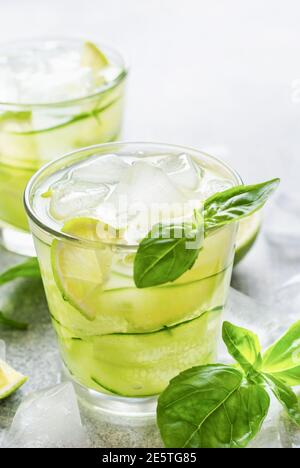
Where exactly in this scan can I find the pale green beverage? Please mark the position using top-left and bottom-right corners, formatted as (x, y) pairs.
(25, 143), (241, 415)
(0, 39), (127, 255)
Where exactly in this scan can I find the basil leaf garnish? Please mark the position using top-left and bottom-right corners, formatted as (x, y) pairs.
(134, 178), (279, 288)
(134, 219), (203, 288)
(204, 178), (280, 230)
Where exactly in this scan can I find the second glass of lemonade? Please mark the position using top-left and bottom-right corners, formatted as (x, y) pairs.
(0, 38), (127, 255)
(25, 143), (241, 416)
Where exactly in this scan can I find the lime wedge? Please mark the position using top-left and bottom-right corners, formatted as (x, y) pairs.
(51, 218), (113, 321)
(81, 41), (109, 69)
(234, 211), (262, 264)
(0, 359), (27, 400)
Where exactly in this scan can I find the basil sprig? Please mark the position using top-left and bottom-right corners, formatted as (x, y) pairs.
(204, 178), (279, 230)
(157, 320), (300, 448)
(134, 178), (279, 288)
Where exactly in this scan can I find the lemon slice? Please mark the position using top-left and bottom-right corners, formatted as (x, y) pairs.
(0, 359), (27, 400)
(51, 218), (113, 321)
(81, 41), (109, 69)
(235, 211), (262, 264)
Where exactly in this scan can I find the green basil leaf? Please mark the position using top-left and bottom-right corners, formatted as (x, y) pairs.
(0, 311), (28, 330)
(262, 373), (300, 427)
(157, 364), (269, 448)
(134, 179), (278, 288)
(262, 321), (300, 386)
(222, 321), (262, 378)
(134, 221), (203, 288)
(0, 258), (40, 287)
(204, 178), (280, 230)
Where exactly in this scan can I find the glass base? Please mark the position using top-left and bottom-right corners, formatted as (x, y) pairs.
(0, 225), (36, 257)
(62, 366), (158, 418)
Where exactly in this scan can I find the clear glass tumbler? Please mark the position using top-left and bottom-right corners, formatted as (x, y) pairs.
(0, 38), (127, 255)
(24, 142), (241, 416)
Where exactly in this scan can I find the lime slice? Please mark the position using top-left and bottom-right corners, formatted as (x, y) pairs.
(51, 218), (113, 321)
(81, 41), (109, 69)
(234, 211), (262, 264)
(0, 359), (27, 400)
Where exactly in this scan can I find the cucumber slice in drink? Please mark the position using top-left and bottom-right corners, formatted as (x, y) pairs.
(51, 218), (230, 332)
(235, 211), (262, 264)
(0, 359), (27, 400)
(0, 111), (39, 168)
(55, 308), (222, 397)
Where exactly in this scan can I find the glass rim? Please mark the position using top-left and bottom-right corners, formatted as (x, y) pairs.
(24, 141), (243, 248)
(0, 36), (128, 108)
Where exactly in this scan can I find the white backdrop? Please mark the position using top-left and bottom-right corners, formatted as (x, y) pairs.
(1, 0), (300, 191)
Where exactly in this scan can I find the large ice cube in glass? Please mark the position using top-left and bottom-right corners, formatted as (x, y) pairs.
(71, 154), (129, 184)
(96, 161), (193, 231)
(49, 179), (108, 220)
(156, 153), (203, 191)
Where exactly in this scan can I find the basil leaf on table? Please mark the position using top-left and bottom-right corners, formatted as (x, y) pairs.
(0, 258), (40, 286)
(157, 364), (270, 448)
(134, 178), (279, 288)
(204, 178), (280, 231)
(262, 321), (300, 386)
(222, 321), (262, 378)
(134, 221), (203, 288)
(0, 258), (40, 330)
(0, 311), (28, 330)
(157, 319), (300, 448)
(262, 373), (300, 426)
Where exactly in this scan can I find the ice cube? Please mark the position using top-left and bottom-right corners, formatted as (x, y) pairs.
(20, 68), (96, 104)
(3, 383), (89, 448)
(156, 153), (203, 192)
(71, 154), (129, 185)
(0, 340), (6, 361)
(96, 161), (193, 232)
(49, 179), (109, 220)
(0, 42), (106, 105)
(109, 161), (188, 207)
(248, 397), (283, 448)
(0, 71), (19, 102)
(279, 406), (300, 448)
(201, 177), (234, 198)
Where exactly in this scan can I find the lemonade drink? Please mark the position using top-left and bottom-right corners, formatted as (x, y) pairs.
(25, 143), (241, 414)
(0, 39), (127, 254)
